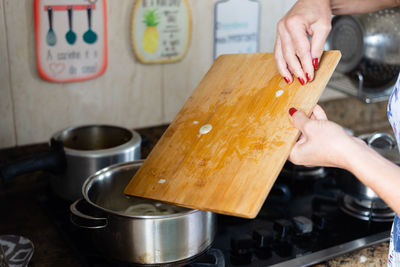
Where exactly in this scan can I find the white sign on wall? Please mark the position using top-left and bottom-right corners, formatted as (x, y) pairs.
(34, 0), (107, 82)
(214, 0), (260, 60)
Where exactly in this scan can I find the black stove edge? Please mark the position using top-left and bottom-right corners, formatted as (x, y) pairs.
(269, 230), (390, 267)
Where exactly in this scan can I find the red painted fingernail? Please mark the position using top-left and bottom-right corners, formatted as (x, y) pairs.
(298, 77), (305, 85)
(289, 107), (297, 116)
(284, 77), (290, 84)
(313, 58), (319, 69)
(306, 73), (311, 82)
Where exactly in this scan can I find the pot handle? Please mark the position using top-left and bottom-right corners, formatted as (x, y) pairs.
(70, 198), (108, 229)
(0, 139), (66, 183)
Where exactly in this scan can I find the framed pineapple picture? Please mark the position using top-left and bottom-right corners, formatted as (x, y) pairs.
(131, 0), (192, 64)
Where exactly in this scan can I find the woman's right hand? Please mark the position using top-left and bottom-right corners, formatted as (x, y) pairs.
(274, 0), (332, 85)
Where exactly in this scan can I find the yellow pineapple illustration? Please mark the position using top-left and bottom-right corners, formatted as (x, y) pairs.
(142, 9), (159, 54)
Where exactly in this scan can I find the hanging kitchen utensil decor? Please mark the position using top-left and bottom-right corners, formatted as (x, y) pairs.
(124, 51), (341, 218)
(82, 5), (98, 44)
(46, 7), (57, 46)
(65, 6), (77, 45)
(34, 0), (107, 82)
(214, 0), (260, 60)
(131, 0), (192, 64)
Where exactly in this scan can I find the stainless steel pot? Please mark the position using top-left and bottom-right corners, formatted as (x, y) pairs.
(0, 125), (141, 201)
(70, 161), (216, 265)
(326, 7), (400, 91)
(335, 132), (400, 201)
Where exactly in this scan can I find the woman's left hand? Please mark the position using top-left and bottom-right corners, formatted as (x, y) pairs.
(288, 105), (363, 169)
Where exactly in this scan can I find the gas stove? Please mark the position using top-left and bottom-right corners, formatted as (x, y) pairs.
(211, 165), (392, 266)
(40, 164), (393, 267)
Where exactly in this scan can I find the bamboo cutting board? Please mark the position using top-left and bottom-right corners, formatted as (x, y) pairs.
(124, 51), (341, 218)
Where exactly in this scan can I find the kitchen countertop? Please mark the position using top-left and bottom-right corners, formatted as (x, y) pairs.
(314, 242), (389, 267)
(0, 98), (393, 266)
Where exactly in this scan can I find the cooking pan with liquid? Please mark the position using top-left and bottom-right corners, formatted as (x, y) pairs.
(70, 160), (216, 265)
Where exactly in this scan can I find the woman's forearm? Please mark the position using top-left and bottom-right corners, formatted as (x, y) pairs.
(330, 0), (400, 14)
(345, 140), (400, 215)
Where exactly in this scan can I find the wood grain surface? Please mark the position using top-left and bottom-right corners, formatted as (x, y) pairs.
(124, 51), (341, 218)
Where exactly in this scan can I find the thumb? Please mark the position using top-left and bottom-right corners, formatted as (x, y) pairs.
(289, 107), (310, 132)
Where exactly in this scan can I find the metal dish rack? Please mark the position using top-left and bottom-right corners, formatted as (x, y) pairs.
(328, 71), (393, 103)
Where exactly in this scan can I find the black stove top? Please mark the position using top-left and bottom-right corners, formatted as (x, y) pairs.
(211, 169), (392, 266)
(40, 166), (393, 267)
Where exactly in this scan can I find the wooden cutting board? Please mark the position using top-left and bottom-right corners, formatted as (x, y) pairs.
(124, 51), (341, 218)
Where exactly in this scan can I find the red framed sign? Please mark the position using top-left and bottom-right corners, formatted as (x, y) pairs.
(34, 0), (107, 82)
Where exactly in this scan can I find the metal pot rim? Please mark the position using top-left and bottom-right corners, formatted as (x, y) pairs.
(52, 124), (141, 157)
(82, 160), (202, 219)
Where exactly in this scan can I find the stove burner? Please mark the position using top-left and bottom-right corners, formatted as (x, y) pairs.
(339, 194), (395, 222)
(281, 162), (327, 180)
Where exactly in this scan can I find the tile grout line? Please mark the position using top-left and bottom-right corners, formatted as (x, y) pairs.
(161, 65), (165, 124)
(2, 0), (18, 146)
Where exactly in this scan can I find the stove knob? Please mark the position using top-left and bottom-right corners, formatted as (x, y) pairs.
(253, 229), (273, 248)
(230, 234), (254, 265)
(292, 216), (313, 234)
(293, 232), (318, 250)
(312, 212), (331, 231)
(273, 219), (293, 240)
(254, 245), (272, 260)
(231, 234), (254, 250)
(253, 230), (273, 259)
(273, 241), (293, 258)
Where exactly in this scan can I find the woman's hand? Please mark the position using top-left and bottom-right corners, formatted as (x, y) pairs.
(274, 0), (400, 86)
(288, 105), (400, 215)
(288, 105), (363, 169)
(288, 107), (400, 215)
(274, 0), (332, 85)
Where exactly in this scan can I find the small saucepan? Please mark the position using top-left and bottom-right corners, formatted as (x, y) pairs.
(0, 125), (141, 201)
(70, 160), (216, 265)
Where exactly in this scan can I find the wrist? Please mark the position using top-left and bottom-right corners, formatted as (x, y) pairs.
(340, 137), (378, 173)
(336, 136), (367, 170)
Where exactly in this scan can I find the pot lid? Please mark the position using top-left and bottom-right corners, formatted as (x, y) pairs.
(358, 132), (400, 165)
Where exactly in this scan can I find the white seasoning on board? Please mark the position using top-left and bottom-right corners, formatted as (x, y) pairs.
(199, 124), (212, 135)
(275, 89), (284, 97)
(158, 179), (166, 184)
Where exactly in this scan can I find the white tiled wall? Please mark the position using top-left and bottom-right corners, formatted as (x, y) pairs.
(0, 0), (16, 147)
(0, 0), (345, 148)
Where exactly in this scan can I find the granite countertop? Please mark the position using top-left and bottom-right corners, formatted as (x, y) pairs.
(0, 98), (393, 266)
(314, 242), (389, 267)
